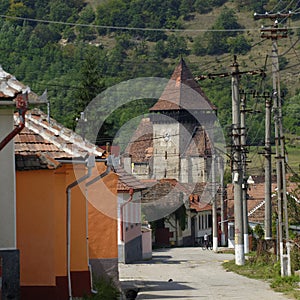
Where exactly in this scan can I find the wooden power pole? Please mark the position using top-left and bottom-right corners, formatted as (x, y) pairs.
(240, 92), (249, 254)
(231, 56), (245, 265)
(255, 12), (291, 276)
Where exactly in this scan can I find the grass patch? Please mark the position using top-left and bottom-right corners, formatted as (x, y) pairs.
(82, 277), (120, 300)
(223, 254), (300, 299)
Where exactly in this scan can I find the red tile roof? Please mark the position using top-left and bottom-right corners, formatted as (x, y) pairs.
(189, 194), (212, 212)
(149, 58), (216, 112)
(14, 108), (103, 170)
(226, 175), (300, 223)
(124, 117), (153, 163)
(141, 179), (213, 212)
(116, 167), (146, 192)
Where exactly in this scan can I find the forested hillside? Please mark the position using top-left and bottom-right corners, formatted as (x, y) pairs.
(0, 0), (300, 150)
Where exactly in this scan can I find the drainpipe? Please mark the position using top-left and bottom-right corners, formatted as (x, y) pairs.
(0, 92), (28, 151)
(120, 188), (134, 242)
(66, 155), (95, 300)
(85, 157), (112, 294)
(85, 156), (113, 294)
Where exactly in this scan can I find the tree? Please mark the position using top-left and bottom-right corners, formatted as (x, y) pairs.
(191, 35), (207, 56)
(205, 7), (242, 55)
(165, 34), (189, 59)
(0, 0), (9, 14)
(283, 94), (300, 135)
(179, 0), (194, 20)
(95, 0), (129, 35)
(6, 0), (34, 25)
(73, 47), (106, 115)
(227, 35), (251, 55)
(77, 6), (96, 41)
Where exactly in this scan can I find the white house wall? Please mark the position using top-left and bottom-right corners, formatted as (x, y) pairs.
(0, 108), (16, 249)
(118, 191), (142, 263)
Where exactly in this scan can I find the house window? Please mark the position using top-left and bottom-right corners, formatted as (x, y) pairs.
(132, 163), (149, 175)
(208, 214), (212, 228)
(200, 215), (204, 230)
(185, 215), (189, 229)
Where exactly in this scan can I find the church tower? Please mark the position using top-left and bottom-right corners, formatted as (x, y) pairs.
(149, 58), (216, 182)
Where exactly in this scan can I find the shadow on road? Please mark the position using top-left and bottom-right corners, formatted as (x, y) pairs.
(121, 279), (201, 299)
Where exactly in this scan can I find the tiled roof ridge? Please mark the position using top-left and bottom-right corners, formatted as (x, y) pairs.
(0, 67), (45, 103)
(23, 109), (103, 157)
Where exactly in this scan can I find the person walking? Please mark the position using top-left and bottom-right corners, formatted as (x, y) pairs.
(204, 233), (208, 249)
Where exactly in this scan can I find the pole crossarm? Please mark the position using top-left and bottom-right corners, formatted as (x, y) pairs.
(195, 69), (266, 81)
(254, 12), (293, 20)
(260, 27), (288, 39)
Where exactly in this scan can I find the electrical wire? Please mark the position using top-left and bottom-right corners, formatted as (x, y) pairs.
(0, 14), (262, 33)
(269, 0), (286, 13)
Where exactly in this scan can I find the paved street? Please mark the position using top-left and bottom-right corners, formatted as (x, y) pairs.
(119, 247), (290, 300)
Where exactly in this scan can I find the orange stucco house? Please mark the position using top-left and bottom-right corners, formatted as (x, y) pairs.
(14, 109), (119, 299)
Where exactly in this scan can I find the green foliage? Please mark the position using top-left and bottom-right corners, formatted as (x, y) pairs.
(191, 35), (206, 56)
(165, 34), (189, 58)
(0, 0), (9, 14)
(227, 35), (251, 55)
(283, 94), (300, 135)
(271, 275), (300, 294)
(194, 0), (227, 14)
(223, 252), (300, 299)
(235, 0), (268, 13)
(291, 238), (300, 272)
(204, 7), (244, 55)
(95, 0), (182, 40)
(0, 0), (293, 148)
(254, 224), (264, 239)
(82, 277), (120, 300)
(223, 254), (280, 280)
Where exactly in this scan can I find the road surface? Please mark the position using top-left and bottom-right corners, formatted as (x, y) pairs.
(119, 247), (290, 300)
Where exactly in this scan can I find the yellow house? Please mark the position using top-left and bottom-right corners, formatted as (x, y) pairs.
(14, 109), (118, 299)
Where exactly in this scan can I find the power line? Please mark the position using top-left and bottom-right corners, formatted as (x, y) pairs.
(0, 14), (276, 33)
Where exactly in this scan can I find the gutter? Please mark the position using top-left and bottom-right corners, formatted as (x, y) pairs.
(0, 92), (28, 151)
(120, 188), (134, 242)
(66, 155), (95, 300)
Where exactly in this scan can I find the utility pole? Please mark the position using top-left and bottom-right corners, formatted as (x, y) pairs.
(196, 64), (265, 256)
(212, 151), (218, 252)
(231, 56), (245, 265)
(255, 12), (291, 276)
(218, 155), (226, 246)
(240, 91), (249, 254)
(264, 92), (272, 240)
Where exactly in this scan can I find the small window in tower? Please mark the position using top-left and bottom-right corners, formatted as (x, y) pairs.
(164, 168), (167, 178)
(165, 151), (167, 159)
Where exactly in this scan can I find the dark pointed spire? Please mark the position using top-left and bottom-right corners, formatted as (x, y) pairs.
(150, 58), (216, 112)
